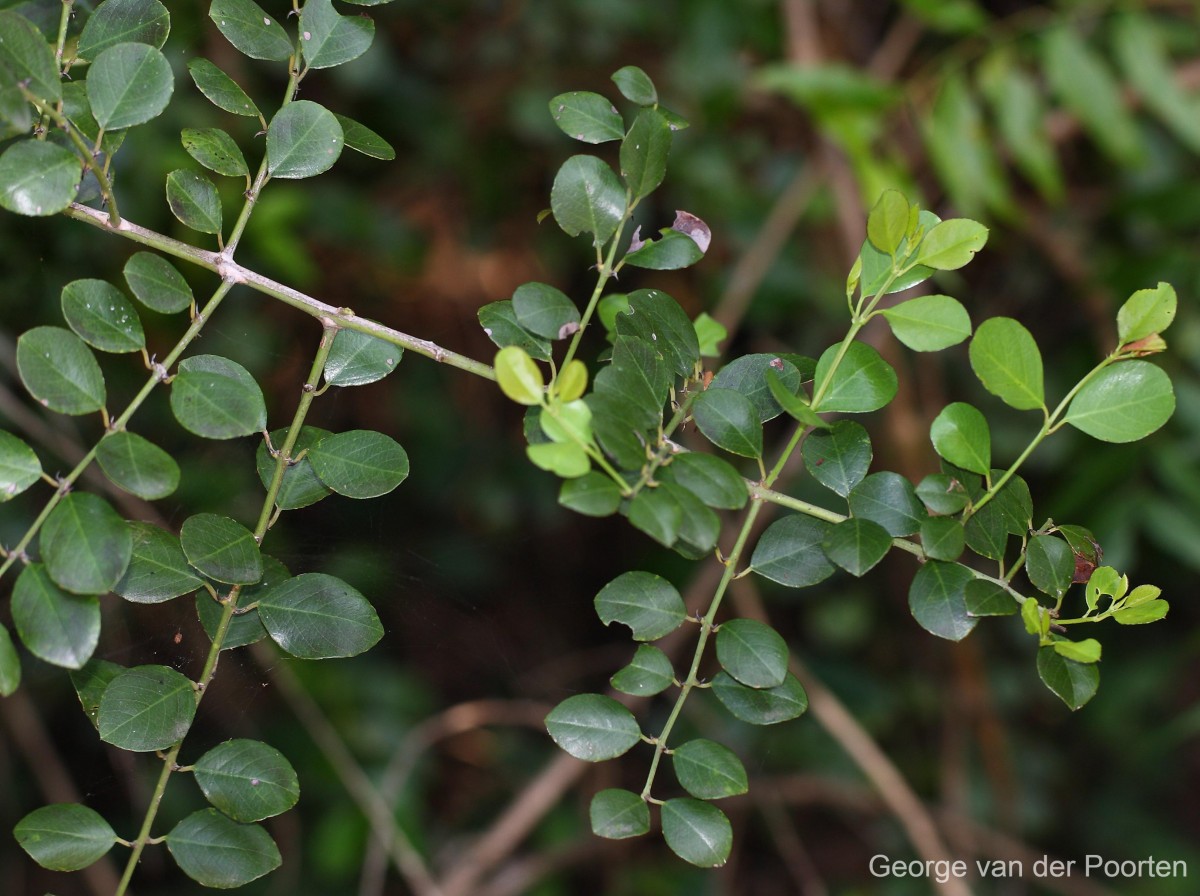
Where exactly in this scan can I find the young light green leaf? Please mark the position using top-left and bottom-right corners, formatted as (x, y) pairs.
(12, 565), (100, 669)
(187, 58), (261, 118)
(1052, 638), (1102, 664)
(512, 282), (579, 340)
(822, 517), (892, 576)
(14, 803), (117, 872)
(691, 387), (762, 458)
(558, 471), (623, 517)
(849, 472), (925, 536)
(182, 127), (249, 178)
(545, 693), (641, 761)
(595, 570), (686, 641)
(98, 664), (197, 751)
(308, 429), (409, 499)
(78, 0), (170, 58)
(87, 43), (173, 130)
(750, 515), (835, 588)
(1037, 646), (1099, 710)
(716, 618), (788, 689)
(167, 809), (281, 888)
(1064, 361), (1174, 443)
(42, 492), (131, 595)
(17, 326), (106, 414)
(299, 0), (375, 69)
(908, 560), (978, 641)
(267, 100), (344, 179)
(1027, 534), (1074, 600)
(694, 312), (727, 357)
(930, 402), (990, 475)
(194, 739), (299, 822)
(114, 522), (203, 603)
(550, 155), (627, 246)
(527, 441), (590, 478)
(812, 341), (897, 413)
(590, 789), (650, 840)
(672, 739), (748, 800)
(495, 345), (545, 405)
(803, 419), (872, 498)
(866, 189), (910, 255)
(0, 623), (19, 696)
(611, 65), (657, 106)
(257, 573), (383, 659)
(915, 219), (988, 271)
(334, 114), (396, 160)
(180, 513), (263, 585)
(0, 11), (63, 105)
(1113, 599), (1169, 625)
(661, 799), (732, 868)
(124, 251), (194, 314)
(549, 91), (624, 144)
(170, 354), (267, 439)
(610, 644), (675, 696)
(711, 670), (808, 725)
(661, 452), (748, 510)
(61, 279), (145, 354)
(166, 169), (223, 235)
(0, 141), (80, 216)
(969, 317), (1045, 410)
(96, 430), (180, 499)
(880, 294), (971, 351)
(0, 430), (40, 501)
(209, 0), (292, 61)
(621, 107), (671, 200)
(478, 301), (552, 361)
(1117, 282), (1177, 345)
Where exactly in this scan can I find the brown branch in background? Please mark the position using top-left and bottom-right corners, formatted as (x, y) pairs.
(759, 796), (831, 896)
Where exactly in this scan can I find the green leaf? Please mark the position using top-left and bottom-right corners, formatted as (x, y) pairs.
(611, 65), (657, 105)
(334, 113), (396, 160)
(512, 282), (579, 340)
(124, 251), (194, 314)
(96, 430), (180, 499)
(43, 492), (132, 595)
(545, 693), (640, 761)
(180, 513), (263, 585)
(803, 420), (872, 498)
(915, 219), (988, 271)
(595, 570), (685, 641)
(711, 670), (808, 725)
(12, 565), (99, 669)
(78, 0), (170, 58)
(61, 279), (145, 354)
(767, 368), (826, 429)
(693, 312), (727, 357)
(1113, 600), (1169, 625)
(930, 402), (990, 475)
(494, 345), (545, 405)
(527, 441), (590, 478)
(258, 573), (383, 659)
(549, 91), (624, 143)
(209, 0), (292, 61)
(610, 644), (675, 696)
(977, 50), (1063, 202)
(813, 341), (897, 413)
(308, 429), (409, 499)
(881, 294), (971, 352)
(550, 155), (626, 246)
(558, 471), (623, 517)
(710, 353), (804, 423)
(98, 664), (197, 751)
(478, 301), (552, 362)
(267, 100), (344, 179)
(661, 799), (732, 868)
(916, 473), (971, 516)
(919, 516), (964, 562)
(964, 579), (1016, 616)
(196, 555), (286, 650)
(1052, 638), (1101, 664)
(590, 789), (650, 840)
(822, 517), (892, 576)
(969, 317), (1045, 411)
(0, 141), (80, 216)
(716, 618), (788, 688)
(1037, 646), (1099, 710)
(299, 0), (374, 69)
(187, 58), (261, 118)
(662, 482), (720, 558)
(170, 354), (267, 439)
(621, 107), (671, 199)
(908, 560), (978, 641)
(849, 472), (925, 536)
(0, 623), (19, 696)
(593, 336), (669, 429)
(70, 658), (123, 729)
(661, 452), (747, 510)
(322, 329), (401, 387)
(182, 127), (249, 178)
(167, 809), (281, 888)
(750, 515), (835, 588)
(14, 803), (117, 872)
(672, 739), (747, 800)
(114, 522), (203, 603)
(0, 429), (41, 501)
(87, 42), (173, 130)
(17, 326), (105, 415)
(1117, 282), (1177, 344)
(255, 426), (334, 510)
(623, 228), (704, 271)
(866, 189), (910, 255)
(1065, 361), (1174, 443)
(691, 388), (761, 458)
(0, 11), (63, 104)
(1026, 535), (1074, 600)
(194, 739), (299, 822)
(165, 168), (223, 235)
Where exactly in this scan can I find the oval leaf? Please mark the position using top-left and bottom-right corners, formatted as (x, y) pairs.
(167, 809), (281, 888)
(1117, 282), (1177, 344)
(98, 664), (197, 751)
(335, 113), (396, 160)
(750, 515), (835, 588)
(324, 329), (401, 386)
(96, 430), (179, 499)
(691, 387), (762, 458)
(915, 218), (988, 270)
(308, 429), (410, 499)
(187, 58), (261, 118)
(511, 282), (580, 340)
(610, 644), (675, 696)
(257, 573), (383, 659)
(165, 169), (222, 235)
(12, 564), (100, 669)
(661, 798), (732, 868)
(544, 693), (640, 762)
(267, 100), (344, 179)
(1065, 361), (1174, 443)
(1037, 645), (1099, 710)
(612, 65), (657, 105)
(180, 513), (263, 585)
(14, 803), (117, 872)
(594, 570), (685, 641)
(0, 623), (19, 696)
(802, 420), (872, 498)
(711, 670), (808, 725)
(881, 294), (972, 351)
(299, 0), (375, 69)
(124, 251), (194, 314)
(715, 618), (788, 688)
(194, 739), (299, 822)
(61, 279), (145, 353)
(549, 91), (624, 143)
(0, 10), (63, 104)
(87, 42), (174, 130)
(182, 127), (249, 178)
(550, 154), (626, 246)
(0, 140), (80, 216)
(969, 317), (1045, 411)
(256, 426), (334, 510)
(930, 402), (991, 475)
(0, 430), (41, 501)
(495, 345), (545, 405)
(209, 0), (292, 61)
(42, 492), (132, 594)
(1027, 534), (1074, 599)
(620, 107), (671, 199)
(114, 521), (203, 604)
(822, 517), (892, 576)
(17, 326), (106, 415)
(590, 789), (650, 840)
(908, 560), (978, 641)
(813, 341), (897, 413)
(170, 354), (267, 439)
(672, 739), (748, 800)
(78, 0), (170, 58)
(848, 472), (925, 537)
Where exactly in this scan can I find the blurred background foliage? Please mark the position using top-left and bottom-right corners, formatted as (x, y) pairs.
(2, 0), (1199, 893)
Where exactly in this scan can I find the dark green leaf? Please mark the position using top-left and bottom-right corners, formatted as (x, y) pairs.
(511, 282), (579, 340)
(590, 789), (650, 839)
(0, 11), (63, 104)
(170, 354), (267, 439)
(673, 738), (747, 800)
(710, 354), (802, 423)
(823, 517), (892, 575)
(267, 100), (344, 179)
(661, 452), (747, 510)
(167, 809), (281, 888)
(767, 368), (826, 429)
(96, 430), (179, 499)
(323, 329), (401, 387)
(964, 505), (1008, 561)
(803, 420), (872, 498)
(195, 555), (286, 649)
(594, 570), (685, 641)
(187, 58), (261, 118)
(663, 481), (720, 558)
(550, 154), (626, 246)
(621, 107), (671, 199)
(711, 670), (808, 725)
(165, 168), (222, 235)
(308, 429), (410, 499)
(42, 492), (131, 594)
(1065, 361), (1174, 443)
(87, 43), (173, 130)
(548, 91), (624, 143)
(611, 65), (657, 105)
(880, 294), (971, 351)
(1026, 534), (1074, 599)
(984, 472), (1033, 536)
(916, 473), (971, 516)
(930, 402), (990, 475)
(969, 317), (1045, 411)
(750, 515), (835, 588)
(124, 251), (194, 314)
(0, 623), (19, 696)
(1036, 646), (1099, 710)
(61, 279), (144, 353)
(919, 516), (964, 562)
(334, 113), (396, 160)
(98, 664), (197, 751)
(78, 0), (170, 58)
(299, 0), (374, 69)
(608, 290), (699, 378)
(17, 326), (105, 415)
(557, 471), (621, 517)
(716, 618), (788, 689)
(964, 578), (1017, 616)
(114, 521), (203, 603)
(848, 472), (925, 536)
(545, 693), (640, 761)
(14, 803), (117, 872)
(691, 388), (761, 458)
(258, 573), (383, 659)
(0, 140), (79, 216)
(592, 336), (669, 430)
(908, 560), (978, 641)
(812, 341), (897, 413)
(0, 429), (41, 501)
(255, 426), (333, 510)
(12, 564), (99, 669)
(181, 127), (249, 178)
(70, 658), (123, 729)
(478, 301), (552, 361)
(180, 513), (262, 585)
(194, 739), (299, 822)
(209, 0), (292, 61)
(661, 799), (732, 868)
(610, 644), (675, 696)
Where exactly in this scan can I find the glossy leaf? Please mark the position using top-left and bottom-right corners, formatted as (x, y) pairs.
(711, 671), (808, 725)
(14, 803), (117, 872)
(813, 341), (897, 413)
(124, 251), (194, 314)
(78, 0), (170, 58)
(87, 43), (173, 130)
(691, 387), (761, 458)
(750, 515), (835, 588)
(1027, 534), (1074, 600)
(0, 430), (40, 501)
(881, 294), (971, 351)
(17, 326), (105, 415)
(309, 429), (410, 498)
(916, 473), (971, 516)
(114, 521), (203, 603)
(548, 91), (624, 143)
(610, 644), (675, 696)
(621, 107), (671, 199)
(908, 560), (978, 641)
(258, 573), (383, 659)
(1065, 361), (1174, 443)
(512, 282), (579, 340)
(558, 470), (622, 517)
(0, 623), (18, 696)
(187, 58), (261, 118)
(61, 279), (145, 353)
(335, 114), (396, 160)
(919, 516), (964, 562)
(1037, 646), (1099, 710)
(495, 345), (545, 405)
(12, 565), (99, 669)
(0, 141), (80, 216)
(592, 336), (669, 430)
(823, 517), (892, 576)
(915, 219), (988, 271)
(673, 739), (748, 800)
(611, 65), (657, 105)
(0, 11), (63, 104)
(167, 809), (281, 888)
(194, 739), (299, 822)
(256, 426), (334, 510)
(624, 228), (704, 270)
(710, 353), (803, 422)
(322, 329), (401, 387)
(96, 430), (180, 499)
(170, 354), (267, 439)
(590, 789), (650, 840)
(209, 0), (292, 61)
(661, 481), (720, 558)
(267, 100), (344, 179)
(661, 452), (747, 510)
(848, 472), (925, 536)
(969, 317), (1045, 411)
(661, 799), (732, 868)
(964, 578), (1017, 616)
(166, 168), (222, 235)
(866, 189), (910, 255)
(1117, 282), (1177, 344)
(930, 402), (990, 475)
(550, 155), (626, 246)
(716, 618), (788, 689)
(180, 513), (263, 585)
(545, 693), (640, 761)
(767, 368), (826, 429)
(299, 0), (374, 69)
(182, 127), (249, 178)
(478, 301), (552, 361)
(595, 570), (685, 641)
(42, 492), (131, 594)
(803, 420), (872, 498)
(98, 664), (197, 751)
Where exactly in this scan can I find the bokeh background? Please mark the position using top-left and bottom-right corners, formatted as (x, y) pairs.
(2, 1), (1199, 894)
